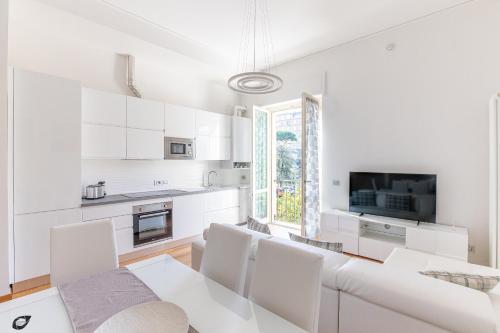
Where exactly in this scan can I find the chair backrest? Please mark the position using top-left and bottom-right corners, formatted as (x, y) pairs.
(249, 238), (323, 333)
(200, 223), (252, 295)
(50, 219), (119, 285)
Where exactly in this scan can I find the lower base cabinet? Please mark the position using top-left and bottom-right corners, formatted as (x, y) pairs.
(172, 194), (205, 239)
(14, 208), (82, 282)
(203, 207), (240, 229)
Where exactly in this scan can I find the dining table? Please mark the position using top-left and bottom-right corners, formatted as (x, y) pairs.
(0, 254), (307, 333)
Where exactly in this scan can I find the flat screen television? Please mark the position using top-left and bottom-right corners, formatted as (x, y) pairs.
(349, 172), (436, 223)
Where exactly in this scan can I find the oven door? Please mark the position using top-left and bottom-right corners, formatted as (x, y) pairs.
(133, 210), (172, 247)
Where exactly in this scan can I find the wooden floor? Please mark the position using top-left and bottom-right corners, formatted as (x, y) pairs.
(8, 244), (192, 301)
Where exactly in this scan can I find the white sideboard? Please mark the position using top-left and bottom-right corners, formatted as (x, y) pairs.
(320, 209), (468, 262)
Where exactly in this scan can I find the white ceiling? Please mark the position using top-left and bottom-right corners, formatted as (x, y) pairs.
(36, 0), (471, 71)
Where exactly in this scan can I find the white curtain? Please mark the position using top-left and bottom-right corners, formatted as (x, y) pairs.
(302, 93), (320, 238)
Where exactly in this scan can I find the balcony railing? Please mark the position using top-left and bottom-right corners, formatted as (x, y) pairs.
(274, 179), (302, 225)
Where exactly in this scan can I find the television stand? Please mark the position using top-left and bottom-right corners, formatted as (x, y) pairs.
(319, 209), (469, 262)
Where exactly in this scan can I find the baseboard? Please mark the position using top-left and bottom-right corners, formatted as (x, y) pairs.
(118, 235), (199, 263)
(12, 274), (50, 294)
(0, 293), (12, 303)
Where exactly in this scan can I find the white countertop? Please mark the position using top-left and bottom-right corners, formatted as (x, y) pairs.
(0, 255), (307, 333)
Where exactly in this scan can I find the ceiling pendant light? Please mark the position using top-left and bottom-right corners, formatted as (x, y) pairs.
(228, 0), (282, 94)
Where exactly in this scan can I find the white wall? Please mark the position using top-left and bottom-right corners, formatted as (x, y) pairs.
(244, 0), (500, 265)
(0, 0), (10, 295)
(8, 0), (241, 195)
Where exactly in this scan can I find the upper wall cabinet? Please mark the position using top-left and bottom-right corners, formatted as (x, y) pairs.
(13, 69), (82, 214)
(232, 116), (252, 163)
(126, 128), (164, 160)
(164, 103), (196, 138)
(195, 110), (231, 161)
(82, 88), (126, 127)
(127, 96), (164, 131)
(82, 124), (126, 159)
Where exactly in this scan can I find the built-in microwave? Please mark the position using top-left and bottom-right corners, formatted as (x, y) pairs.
(164, 137), (195, 160)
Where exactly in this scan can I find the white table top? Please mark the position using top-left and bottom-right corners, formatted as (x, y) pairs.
(0, 255), (307, 333)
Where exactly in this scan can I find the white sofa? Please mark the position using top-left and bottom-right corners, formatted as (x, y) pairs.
(192, 226), (499, 333)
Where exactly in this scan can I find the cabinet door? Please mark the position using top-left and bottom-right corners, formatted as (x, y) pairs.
(196, 110), (218, 136)
(14, 208), (82, 282)
(195, 135), (211, 160)
(232, 117), (252, 162)
(127, 96), (164, 131)
(14, 69), (82, 214)
(209, 137), (231, 161)
(205, 189), (240, 212)
(115, 227), (134, 255)
(406, 227), (437, 254)
(203, 207), (240, 229)
(173, 194), (205, 239)
(82, 124), (126, 159)
(435, 231), (468, 261)
(164, 104), (196, 138)
(126, 128), (164, 160)
(82, 88), (126, 126)
(359, 236), (400, 262)
(219, 114), (232, 137)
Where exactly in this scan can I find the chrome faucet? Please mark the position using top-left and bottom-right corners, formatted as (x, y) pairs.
(207, 170), (218, 187)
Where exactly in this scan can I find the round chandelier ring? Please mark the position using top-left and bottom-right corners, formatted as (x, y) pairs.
(228, 71), (283, 94)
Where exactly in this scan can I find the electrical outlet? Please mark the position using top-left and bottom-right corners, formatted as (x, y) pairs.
(153, 180), (168, 187)
(468, 244), (475, 253)
(332, 179), (340, 186)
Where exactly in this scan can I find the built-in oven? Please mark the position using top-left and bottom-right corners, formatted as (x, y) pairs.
(133, 201), (173, 247)
(164, 137), (194, 160)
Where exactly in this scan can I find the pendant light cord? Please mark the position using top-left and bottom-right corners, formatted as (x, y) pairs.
(253, 0), (257, 71)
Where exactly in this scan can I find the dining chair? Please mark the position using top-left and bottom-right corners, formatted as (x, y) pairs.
(249, 238), (324, 333)
(200, 223), (252, 295)
(50, 219), (119, 285)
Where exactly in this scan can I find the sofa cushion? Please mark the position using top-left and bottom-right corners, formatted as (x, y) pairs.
(337, 260), (498, 333)
(247, 217), (271, 235)
(420, 271), (500, 292)
(289, 233), (343, 253)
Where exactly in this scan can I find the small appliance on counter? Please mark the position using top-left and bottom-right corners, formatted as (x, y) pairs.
(83, 181), (106, 200)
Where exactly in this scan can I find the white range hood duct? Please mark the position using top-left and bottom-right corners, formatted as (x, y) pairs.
(126, 54), (142, 98)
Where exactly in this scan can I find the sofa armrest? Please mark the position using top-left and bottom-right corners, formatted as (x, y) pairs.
(337, 260), (497, 333)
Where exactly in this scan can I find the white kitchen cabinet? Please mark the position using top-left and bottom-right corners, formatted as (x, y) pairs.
(203, 207), (240, 229)
(232, 116), (252, 163)
(14, 208), (82, 282)
(209, 136), (231, 160)
(82, 124), (126, 159)
(126, 96), (165, 131)
(205, 189), (239, 212)
(82, 88), (126, 127)
(196, 110), (218, 136)
(173, 194), (205, 239)
(126, 128), (164, 160)
(164, 104), (196, 138)
(116, 227), (134, 255)
(195, 110), (231, 160)
(195, 135), (210, 160)
(13, 69), (82, 215)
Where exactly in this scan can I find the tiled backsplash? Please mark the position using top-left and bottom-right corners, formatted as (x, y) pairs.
(82, 159), (222, 195)
(82, 160), (251, 195)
